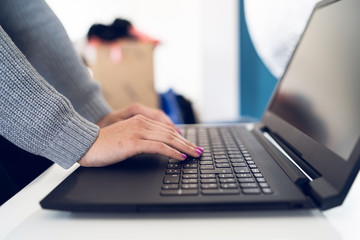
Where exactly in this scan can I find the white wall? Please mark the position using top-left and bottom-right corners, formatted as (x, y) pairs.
(46, 0), (239, 123)
(200, 0), (239, 122)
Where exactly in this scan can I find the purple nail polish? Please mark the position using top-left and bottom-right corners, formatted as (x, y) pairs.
(196, 146), (204, 152)
(195, 149), (203, 156)
(181, 153), (187, 160)
(176, 128), (183, 135)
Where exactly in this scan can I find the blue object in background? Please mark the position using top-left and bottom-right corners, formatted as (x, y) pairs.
(160, 89), (197, 124)
(239, 0), (278, 120)
(160, 89), (184, 124)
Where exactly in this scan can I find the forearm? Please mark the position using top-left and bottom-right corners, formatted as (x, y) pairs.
(0, 26), (99, 169)
(0, 0), (112, 123)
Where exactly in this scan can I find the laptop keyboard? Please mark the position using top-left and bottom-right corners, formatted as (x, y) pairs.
(160, 126), (273, 196)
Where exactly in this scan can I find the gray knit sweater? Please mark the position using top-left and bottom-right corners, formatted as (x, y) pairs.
(0, 0), (112, 169)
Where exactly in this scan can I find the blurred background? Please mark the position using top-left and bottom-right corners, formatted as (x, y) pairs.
(46, 0), (240, 124)
(47, 0), (307, 124)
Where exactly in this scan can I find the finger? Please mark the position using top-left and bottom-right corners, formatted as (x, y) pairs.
(140, 106), (174, 126)
(128, 104), (178, 130)
(136, 115), (199, 150)
(139, 128), (203, 158)
(151, 111), (177, 129)
(135, 139), (189, 161)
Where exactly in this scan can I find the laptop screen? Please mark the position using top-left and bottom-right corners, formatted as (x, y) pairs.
(268, 0), (360, 161)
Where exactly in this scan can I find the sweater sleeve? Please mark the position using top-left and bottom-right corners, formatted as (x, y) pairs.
(0, 0), (112, 123)
(0, 26), (99, 169)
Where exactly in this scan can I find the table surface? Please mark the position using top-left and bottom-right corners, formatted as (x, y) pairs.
(0, 163), (359, 240)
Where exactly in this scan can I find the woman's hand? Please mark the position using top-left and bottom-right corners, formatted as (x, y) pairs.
(79, 114), (203, 167)
(97, 103), (179, 132)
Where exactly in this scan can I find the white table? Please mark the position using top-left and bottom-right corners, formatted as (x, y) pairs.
(0, 164), (359, 240)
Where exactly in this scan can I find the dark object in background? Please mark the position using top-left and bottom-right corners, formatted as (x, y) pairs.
(176, 94), (196, 124)
(87, 18), (134, 42)
(0, 136), (53, 205)
(160, 89), (197, 124)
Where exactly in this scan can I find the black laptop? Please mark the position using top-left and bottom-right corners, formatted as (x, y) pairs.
(40, 0), (360, 212)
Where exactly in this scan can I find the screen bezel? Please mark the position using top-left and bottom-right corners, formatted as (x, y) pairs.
(261, 0), (360, 193)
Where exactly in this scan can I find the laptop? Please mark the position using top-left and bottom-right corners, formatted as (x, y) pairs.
(40, 0), (360, 212)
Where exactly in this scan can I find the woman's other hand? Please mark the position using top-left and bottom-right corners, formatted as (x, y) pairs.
(97, 103), (180, 133)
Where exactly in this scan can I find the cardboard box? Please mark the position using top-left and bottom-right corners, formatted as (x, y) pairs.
(89, 40), (158, 110)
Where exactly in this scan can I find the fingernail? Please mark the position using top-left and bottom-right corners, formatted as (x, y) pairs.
(195, 149), (203, 156)
(176, 128), (183, 135)
(181, 153), (187, 160)
(196, 146), (204, 152)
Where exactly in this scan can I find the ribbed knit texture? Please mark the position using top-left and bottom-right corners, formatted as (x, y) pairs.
(0, 0), (112, 169)
(0, 0), (112, 123)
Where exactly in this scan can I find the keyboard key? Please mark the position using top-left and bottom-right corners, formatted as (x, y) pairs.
(218, 174), (234, 178)
(182, 184), (198, 189)
(167, 163), (181, 169)
(215, 159), (228, 164)
(161, 189), (198, 196)
(216, 163), (230, 168)
(219, 178), (236, 183)
(163, 175), (180, 184)
(182, 179), (198, 184)
(230, 158), (244, 163)
(232, 162), (246, 167)
(201, 183), (218, 189)
(168, 159), (181, 163)
(242, 188), (261, 194)
(213, 151), (226, 155)
(183, 169), (198, 174)
(201, 174), (216, 178)
(201, 153), (212, 157)
(201, 178), (217, 183)
(248, 164), (257, 169)
(220, 183), (238, 189)
(186, 159), (198, 164)
(238, 178), (255, 183)
(256, 178), (266, 183)
(200, 165), (215, 170)
(166, 169), (180, 174)
(201, 168), (232, 174)
(227, 151), (241, 154)
(199, 161), (213, 165)
(240, 183), (258, 188)
(162, 184), (179, 189)
(201, 189), (240, 195)
(184, 163), (198, 168)
(182, 174), (198, 179)
(234, 167), (250, 173)
(212, 147), (225, 151)
(226, 147), (240, 151)
(236, 173), (252, 178)
(262, 188), (273, 194)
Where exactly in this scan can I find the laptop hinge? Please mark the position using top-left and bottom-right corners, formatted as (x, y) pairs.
(252, 127), (320, 189)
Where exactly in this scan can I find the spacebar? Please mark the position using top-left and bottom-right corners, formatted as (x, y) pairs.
(200, 168), (232, 174)
(202, 189), (240, 195)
